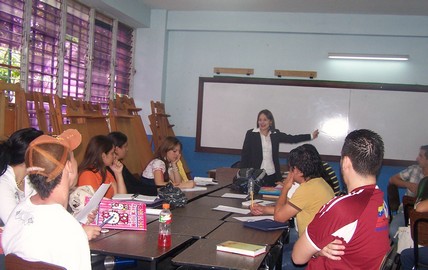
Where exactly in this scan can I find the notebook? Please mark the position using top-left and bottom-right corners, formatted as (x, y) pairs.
(243, 219), (288, 231)
(216, 240), (266, 257)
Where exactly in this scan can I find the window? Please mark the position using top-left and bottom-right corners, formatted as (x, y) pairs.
(63, 0), (89, 99)
(115, 22), (133, 95)
(28, 0), (62, 94)
(0, 0), (135, 131)
(90, 12), (112, 110)
(0, 0), (24, 84)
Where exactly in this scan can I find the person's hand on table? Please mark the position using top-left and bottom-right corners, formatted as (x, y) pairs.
(83, 224), (102, 240)
(250, 204), (265, 215)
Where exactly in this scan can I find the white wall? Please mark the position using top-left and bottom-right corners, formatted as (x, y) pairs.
(133, 10), (168, 132)
(133, 10), (428, 137)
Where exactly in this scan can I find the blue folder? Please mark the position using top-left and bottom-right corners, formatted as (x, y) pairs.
(243, 219), (289, 231)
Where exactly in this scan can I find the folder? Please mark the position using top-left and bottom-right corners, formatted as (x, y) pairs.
(243, 219), (288, 231)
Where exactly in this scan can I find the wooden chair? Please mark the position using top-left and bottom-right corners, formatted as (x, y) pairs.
(0, 81), (30, 140)
(409, 209), (428, 269)
(387, 183), (400, 224)
(25, 91), (51, 134)
(5, 253), (65, 270)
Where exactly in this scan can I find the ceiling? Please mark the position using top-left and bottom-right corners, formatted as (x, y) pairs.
(141, 0), (428, 16)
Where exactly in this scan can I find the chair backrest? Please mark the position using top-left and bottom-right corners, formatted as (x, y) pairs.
(387, 183), (400, 213)
(5, 253), (66, 270)
(409, 209), (428, 246)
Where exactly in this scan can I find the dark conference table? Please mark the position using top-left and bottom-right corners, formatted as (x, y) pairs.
(89, 168), (287, 270)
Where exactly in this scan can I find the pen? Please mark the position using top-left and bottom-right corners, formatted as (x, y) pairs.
(99, 215), (114, 228)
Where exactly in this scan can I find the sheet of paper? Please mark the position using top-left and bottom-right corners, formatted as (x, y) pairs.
(221, 193), (248, 199)
(75, 183), (110, 223)
(212, 205), (251, 215)
(146, 208), (162, 215)
(181, 186), (208, 192)
(233, 215), (274, 222)
(194, 176), (214, 182)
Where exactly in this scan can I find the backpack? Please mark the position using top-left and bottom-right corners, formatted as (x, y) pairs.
(230, 168), (266, 194)
(157, 183), (188, 209)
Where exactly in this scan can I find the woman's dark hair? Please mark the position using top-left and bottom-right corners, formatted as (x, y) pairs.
(0, 128), (43, 176)
(79, 135), (114, 183)
(107, 132), (128, 147)
(154, 136), (182, 182)
(256, 109), (276, 130)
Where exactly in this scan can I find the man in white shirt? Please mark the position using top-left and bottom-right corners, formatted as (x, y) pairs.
(389, 145), (428, 197)
(2, 129), (91, 270)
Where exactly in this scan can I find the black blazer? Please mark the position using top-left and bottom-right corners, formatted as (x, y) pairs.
(240, 128), (311, 180)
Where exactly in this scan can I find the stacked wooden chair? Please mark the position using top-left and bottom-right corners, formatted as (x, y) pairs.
(1, 81), (155, 175)
(0, 81), (30, 140)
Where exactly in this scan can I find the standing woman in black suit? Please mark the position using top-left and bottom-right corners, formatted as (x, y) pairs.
(240, 109), (319, 186)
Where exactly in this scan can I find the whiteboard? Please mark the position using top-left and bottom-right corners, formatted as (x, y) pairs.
(196, 77), (428, 163)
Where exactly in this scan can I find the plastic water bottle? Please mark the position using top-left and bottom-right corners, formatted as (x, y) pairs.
(158, 203), (172, 247)
(247, 177), (254, 195)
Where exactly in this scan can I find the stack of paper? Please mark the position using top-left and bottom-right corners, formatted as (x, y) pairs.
(216, 240), (266, 257)
(194, 177), (218, 186)
(221, 193), (248, 199)
(112, 194), (159, 203)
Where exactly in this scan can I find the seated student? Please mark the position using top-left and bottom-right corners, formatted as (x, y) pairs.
(0, 129), (100, 244)
(389, 145), (428, 198)
(0, 128), (43, 225)
(400, 182), (428, 270)
(250, 144), (335, 237)
(389, 145), (428, 237)
(107, 131), (157, 196)
(141, 136), (195, 189)
(301, 144), (341, 196)
(0, 128), (42, 269)
(2, 129), (91, 269)
(292, 129), (389, 270)
(78, 135), (127, 199)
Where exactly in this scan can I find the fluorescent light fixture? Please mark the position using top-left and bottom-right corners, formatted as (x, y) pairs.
(328, 53), (409, 61)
